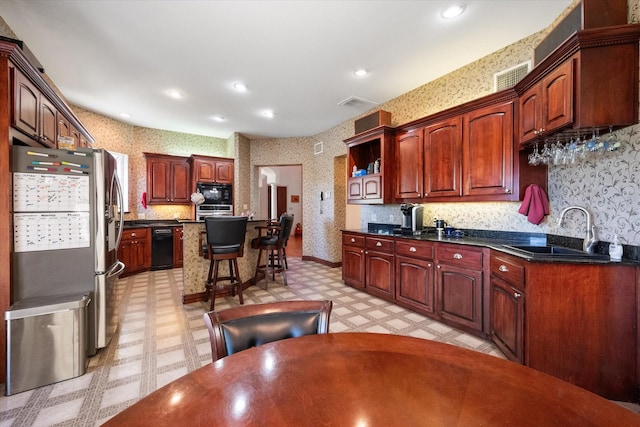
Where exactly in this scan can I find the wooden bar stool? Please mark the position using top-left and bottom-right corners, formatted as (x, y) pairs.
(204, 216), (248, 311)
(251, 214), (294, 289)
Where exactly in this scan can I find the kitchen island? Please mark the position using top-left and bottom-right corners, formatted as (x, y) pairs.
(180, 219), (268, 303)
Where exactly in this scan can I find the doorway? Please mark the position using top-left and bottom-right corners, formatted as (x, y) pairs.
(267, 185), (287, 218)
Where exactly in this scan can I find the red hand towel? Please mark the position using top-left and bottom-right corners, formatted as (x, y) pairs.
(518, 184), (549, 225)
(141, 192), (147, 209)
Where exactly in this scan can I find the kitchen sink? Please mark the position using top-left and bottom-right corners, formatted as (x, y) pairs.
(503, 245), (610, 260)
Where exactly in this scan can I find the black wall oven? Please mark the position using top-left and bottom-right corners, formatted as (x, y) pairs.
(197, 182), (233, 205)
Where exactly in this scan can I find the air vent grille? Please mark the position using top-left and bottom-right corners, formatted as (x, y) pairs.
(494, 61), (531, 92)
(337, 96), (378, 108)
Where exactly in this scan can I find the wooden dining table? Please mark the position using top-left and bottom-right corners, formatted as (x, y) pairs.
(102, 332), (640, 426)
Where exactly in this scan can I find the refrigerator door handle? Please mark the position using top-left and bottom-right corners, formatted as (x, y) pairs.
(112, 170), (125, 250)
(107, 261), (125, 278)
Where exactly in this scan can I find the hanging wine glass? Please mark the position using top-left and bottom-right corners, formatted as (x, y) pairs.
(606, 126), (621, 152)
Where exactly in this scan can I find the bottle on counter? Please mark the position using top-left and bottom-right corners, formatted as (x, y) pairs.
(609, 234), (623, 261)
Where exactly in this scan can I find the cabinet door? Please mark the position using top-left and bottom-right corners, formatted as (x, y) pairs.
(436, 263), (483, 332)
(132, 241), (148, 270)
(362, 175), (382, 200)
(396, 255), (434, 314)
(490, 276), (524, 363)
(342, 246), (365, 289)
(542, 59), (573, 133)
(214, 160), (234, 184)
(519, 85), (542, 144)
(13, 71), (39, 139)
(347, 177), (363, 201)
(193, 158), (216, 183)
(365, 250), (395, 300)
(171, 160), (191, 203)
(147, 158), (171, 203)
(39, 97), (57, 147)
(118, 239), (135, 276)
(463, 101), (513, 197)
(424, 117), (462, 198)
(395, 129), (423, 199)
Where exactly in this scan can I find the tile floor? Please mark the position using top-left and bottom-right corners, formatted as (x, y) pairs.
(0, 258), (637, 426)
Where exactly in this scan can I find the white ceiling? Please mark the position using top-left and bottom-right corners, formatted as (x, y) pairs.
(1, 1), (573, 139)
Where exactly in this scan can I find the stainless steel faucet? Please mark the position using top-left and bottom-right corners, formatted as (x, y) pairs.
(557, 206), (598, 253)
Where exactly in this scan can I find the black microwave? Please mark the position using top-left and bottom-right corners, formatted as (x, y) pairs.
(196, 182), (233, 205)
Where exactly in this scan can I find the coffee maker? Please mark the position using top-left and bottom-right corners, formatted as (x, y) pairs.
(400, 203), (424, 233)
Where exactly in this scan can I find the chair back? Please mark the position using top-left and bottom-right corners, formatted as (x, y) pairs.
(203, 300), (332, 361)
(205, 216), (248, 254)
(278, 214), (294, 240)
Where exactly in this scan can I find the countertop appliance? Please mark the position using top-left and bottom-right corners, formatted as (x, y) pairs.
(11, 145), (125, 356)
(400, 203), (424, 233)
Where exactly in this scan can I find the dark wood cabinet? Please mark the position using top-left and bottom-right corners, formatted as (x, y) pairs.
(394, 128), (423, 199)
(435, 244), (484, 333)
(118, 228), (151, 277)
(344, 126), (394, 204)
(347, 175), (382, 202)
(519, 60), (573, 144)
(463, 101), (514, 198)
(364, 236), (395, 300)
(395, 240), (435, 315)
(191, 155), (234, 184)
(489, 252), (525, 363)
(145, 153), (191, 204)
(13, 69), (57, 147)
(342, 233), (365, 289)
(173, 227), (184, 268)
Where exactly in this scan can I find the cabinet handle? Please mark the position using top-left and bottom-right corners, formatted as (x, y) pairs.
(131, 233), (137, 237)
(499, 265), (508, 272)
(427, 263), (432, 268)
(409, 247), (417, 252)
(453, 253), (463, 259)
(505, 188), (511, 194)
(350, 238), (356, 243)
(437, 265), (441, 269)
(514, 292), (522, 299)
(376, 242), (382, 247)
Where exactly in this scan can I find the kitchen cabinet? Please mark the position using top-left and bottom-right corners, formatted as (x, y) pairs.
(395, 240), (435, 315)
(395, 117), (462, 200)
(118, 228), (151, 277)
(12, 69), (57, 147)
(342, 232), (365, 289)
(462, 101), (514, 198)
(57, 115), (81, 149)
(347, 175), (382, 202)
(173, 226), (184, 268)
(516, 25), (640, 146)
(489, 252), (525, 363)
(343, 126), (395, 204)
(145, 153), (191, 204)
(364, 236), (395, 300)
(435, 244), (484, 333)
(190, 155), (234, 184)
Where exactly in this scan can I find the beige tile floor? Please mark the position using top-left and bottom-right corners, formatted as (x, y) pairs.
(0, 258), (637, 426)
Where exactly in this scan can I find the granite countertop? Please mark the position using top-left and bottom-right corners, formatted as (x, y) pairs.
(344, 225), (640, 266)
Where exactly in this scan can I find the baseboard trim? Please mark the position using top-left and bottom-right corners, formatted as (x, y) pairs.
(301, 256), (342, 268)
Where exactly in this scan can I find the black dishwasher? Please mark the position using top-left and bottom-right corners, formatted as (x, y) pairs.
(151, 227), (174, 270)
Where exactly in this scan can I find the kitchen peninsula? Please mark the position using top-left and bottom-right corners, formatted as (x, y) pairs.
(180, 219), (268, 303)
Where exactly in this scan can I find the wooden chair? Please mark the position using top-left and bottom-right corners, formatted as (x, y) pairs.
(203, 300), (333, 362)
(204, 216), (248, 311)
(251, 214), (294, 288)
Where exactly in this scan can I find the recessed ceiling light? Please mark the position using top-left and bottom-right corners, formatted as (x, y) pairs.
(354, 69), (368, 77)
(119, 112), (131, 118)
(262, 110), (275, 119)
(233, 82), (247, 92)
(212, 115), (226, 122)
(166, 89), (183, 99)
(441, 3), (466, 19)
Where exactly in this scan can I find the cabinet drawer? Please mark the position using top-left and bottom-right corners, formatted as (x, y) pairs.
(342, 233), (365, 248)
(122, 228), (149, 241)
(395, 240), (434, 260)
(366, 236), (395, 253)
(490, 252), (524, 287)
(436, 244), (483, 269)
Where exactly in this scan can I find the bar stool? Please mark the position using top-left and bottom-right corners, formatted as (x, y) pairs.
(204, 216), (248, 311)
(251, 214), (294, 289)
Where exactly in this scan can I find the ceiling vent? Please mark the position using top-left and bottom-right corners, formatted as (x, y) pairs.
(337, 96), (379, 108)
(494, 61), (531, 92)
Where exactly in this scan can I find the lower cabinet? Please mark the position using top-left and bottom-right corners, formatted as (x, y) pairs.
(364, 236), (395, 300)
(435, 244), (484, 333)
(173, 227), (184, 268)
(118, 228), (151, 277)
(342, 233), (366, 289)
(395, 240), (435, 315)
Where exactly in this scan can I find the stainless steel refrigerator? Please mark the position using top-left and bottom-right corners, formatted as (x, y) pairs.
(11, 145), (124, 355)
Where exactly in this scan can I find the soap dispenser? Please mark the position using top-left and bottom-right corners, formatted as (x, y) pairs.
(609, 234), (623, 262)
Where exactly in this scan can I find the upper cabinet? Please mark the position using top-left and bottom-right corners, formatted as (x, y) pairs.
(516, 24), (640, 146)
(344, 126), (394, 204)
(190, 155), (234, 184)
(13, 69), (57, 148)
(145, 153), (191, 204)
